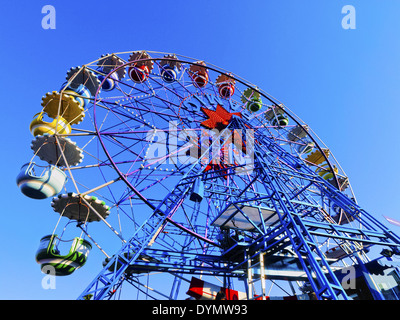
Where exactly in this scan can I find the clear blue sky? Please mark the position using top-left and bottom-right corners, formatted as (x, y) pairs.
(1, 0), (400, 299)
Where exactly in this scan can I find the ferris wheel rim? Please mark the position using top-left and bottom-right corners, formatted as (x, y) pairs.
(89, 55), (327, 253)
(90, 52), (346, 199)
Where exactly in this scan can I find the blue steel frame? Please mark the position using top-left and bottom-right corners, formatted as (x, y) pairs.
(78, 113), (400, 300)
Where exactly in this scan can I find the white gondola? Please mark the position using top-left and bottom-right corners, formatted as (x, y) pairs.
(16, 162), (67, 199)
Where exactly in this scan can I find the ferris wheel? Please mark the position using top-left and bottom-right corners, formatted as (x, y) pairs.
(16, 50), (400, 300)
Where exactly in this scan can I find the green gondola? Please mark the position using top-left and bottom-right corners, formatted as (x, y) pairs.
(241, 88), (262, 112)
(36, 234), (92, 276)
(271, 113), (289, 127)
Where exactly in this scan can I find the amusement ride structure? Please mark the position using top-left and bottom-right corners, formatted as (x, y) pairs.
(16, 50), (400, 300)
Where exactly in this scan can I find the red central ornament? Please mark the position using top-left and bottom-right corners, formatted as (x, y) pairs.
(192, 105), (244, 179)
(200, 104), (241, 130)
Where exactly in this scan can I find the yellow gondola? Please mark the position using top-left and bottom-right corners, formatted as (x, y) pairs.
(316, 163), (338, 180)
(29, 112), (71, 136)
(305, 148), (330, 166)
(41, 91), (85, 125)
